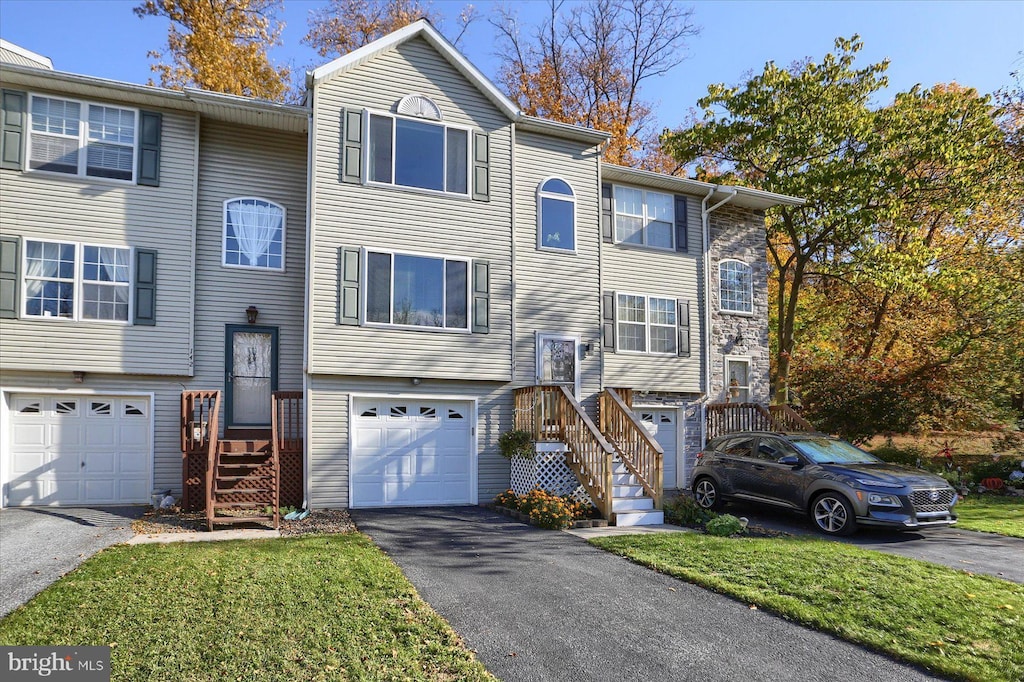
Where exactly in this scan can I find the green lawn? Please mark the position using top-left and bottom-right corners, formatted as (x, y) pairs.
(0, 534), (493, 682)
(592, 533), (1024, 682)
(955, 495), (1024, 537)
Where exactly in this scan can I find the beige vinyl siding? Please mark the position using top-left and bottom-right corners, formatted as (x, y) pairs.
(0, 95), (197, 376)
(513, 131), (602, 410)
(0, 46), (50, 70)
(1, 370), (188, 496)
(192, 121), (306, 413)
(601, 185), (704, 392)
(307, 374), (511, 508)
(309, 37), (512, 381)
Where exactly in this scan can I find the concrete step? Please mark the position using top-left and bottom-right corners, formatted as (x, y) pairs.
(614, 509), (665, 526)
(612, 463), (630, 475)
(612, 496), (654, 512)
(612, 473), (637, 485)
(612, 484), (645, 497)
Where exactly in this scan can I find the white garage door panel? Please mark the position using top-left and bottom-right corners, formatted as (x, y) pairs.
(6, 395), (152, 507)
(351, 398), (474, 508)
(640, 409), (680, 489)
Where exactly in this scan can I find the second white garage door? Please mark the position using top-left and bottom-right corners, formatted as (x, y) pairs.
(350, 398), (475, 508)
(638, 409), (680, 489)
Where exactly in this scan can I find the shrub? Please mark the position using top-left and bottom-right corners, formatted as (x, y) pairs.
(516, 489), (574, 529)
(498, 429), (535, 459)
(871, 446), (925, 467)
(493, 490), (519, 509)
(705, 514), (745, 537)
(562, 496), (599, 520)
(968, 458), (1022, 484)
(663, 494), (716, 527)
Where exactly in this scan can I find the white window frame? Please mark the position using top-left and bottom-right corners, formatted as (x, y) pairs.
(221, 197), (287, 272)
(615, 292), (677, 356)
(26, 94), (138, 184)
(362, 247), (471, 332)
(613, 185), (675, 251)
(719, 259), (753, 315)
(536, 177), (576, 253)
(21, 238), (134, 324)
(725, 356), (751, 403)
(364, 108), (472, 198)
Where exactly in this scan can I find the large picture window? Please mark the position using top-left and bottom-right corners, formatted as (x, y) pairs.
(223, 198), (285, 270)
(28, 95), (137, 181)
(719, 260), (753, 314)
(365, 250), (469, 330)
(614, 186), (674, 249)
(537, 178), (575, 251)
(23, 240), (131, 322)
(616, 293), (677, 354)
(367, 112), (470, 195)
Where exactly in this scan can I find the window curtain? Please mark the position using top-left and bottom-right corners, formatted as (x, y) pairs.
(228, 200), (282, 267)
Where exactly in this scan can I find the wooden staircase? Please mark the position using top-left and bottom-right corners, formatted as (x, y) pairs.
(208, 437), (279, 530)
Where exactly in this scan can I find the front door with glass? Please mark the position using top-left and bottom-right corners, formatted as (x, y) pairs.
(536, 333), (580, 399)
(225, 325), (278, 428)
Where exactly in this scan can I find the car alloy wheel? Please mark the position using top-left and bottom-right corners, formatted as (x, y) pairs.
(811, 493), (856, 536)
(694, 478), (719, 510)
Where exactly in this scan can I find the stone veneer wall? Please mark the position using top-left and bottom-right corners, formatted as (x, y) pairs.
(707, 204), (771, 404)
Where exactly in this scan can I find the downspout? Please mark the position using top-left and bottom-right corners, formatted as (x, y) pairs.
(509, 123), (517, 381)
(700, 186), (737, 447)
(302, 76), (315, 510)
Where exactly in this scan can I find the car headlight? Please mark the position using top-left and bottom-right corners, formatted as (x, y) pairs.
(867, 493), (902, 508)
(855, 478), (904, 489)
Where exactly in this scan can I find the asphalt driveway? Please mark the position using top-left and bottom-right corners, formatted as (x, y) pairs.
(352, 506), (942, 682)
(0, 506), (143, 617)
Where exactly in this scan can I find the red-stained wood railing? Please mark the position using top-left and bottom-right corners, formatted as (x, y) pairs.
(180, 391), (221, 512)
(599, 388), (663, 509)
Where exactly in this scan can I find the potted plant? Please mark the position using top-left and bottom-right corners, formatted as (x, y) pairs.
(499, 429), (535, 460)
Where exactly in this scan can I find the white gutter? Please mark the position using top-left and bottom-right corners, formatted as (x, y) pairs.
(701, 186), (738, 397)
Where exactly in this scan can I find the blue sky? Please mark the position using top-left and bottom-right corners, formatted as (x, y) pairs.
(1, 0), (1021, 130)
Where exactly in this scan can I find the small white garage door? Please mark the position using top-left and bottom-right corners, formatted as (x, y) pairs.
(6, 395), (153, 506)
(638, 409), (680, 489)
(350, 398), (474, 508)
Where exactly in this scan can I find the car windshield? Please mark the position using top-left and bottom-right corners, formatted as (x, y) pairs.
(791, 438), (881, 465)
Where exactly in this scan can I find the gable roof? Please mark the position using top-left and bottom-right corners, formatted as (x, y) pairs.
(308, 19), (520, 121)
(0, 39), (53, 70)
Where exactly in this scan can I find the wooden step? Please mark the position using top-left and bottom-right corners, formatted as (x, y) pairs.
(218, 440), (272, 454)
(215, 474), (274, 482)
(216, 462), (266, 469)
(212, 501), (271, 509)
(215, 487), (273, 495)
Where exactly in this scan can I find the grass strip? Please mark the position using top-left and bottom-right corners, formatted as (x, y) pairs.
(591, 533), (1024, 682)
(0, 534), (493, 682)
(954, 496), (1024, 538)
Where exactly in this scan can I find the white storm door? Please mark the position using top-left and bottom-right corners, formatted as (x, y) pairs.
(536, 333), (580, 399)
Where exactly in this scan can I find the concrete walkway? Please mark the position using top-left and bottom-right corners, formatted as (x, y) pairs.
(0, 506), (144, 617)
(352, 506), (942, 682)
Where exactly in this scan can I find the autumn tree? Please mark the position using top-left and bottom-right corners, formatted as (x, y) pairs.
(492, 0), (698, 167)
(135, 0), (289, 100)
(304, 0), (477, 59)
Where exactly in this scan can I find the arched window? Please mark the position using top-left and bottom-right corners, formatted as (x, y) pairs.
(537, 177), (575, 251)
(223, 198), (285, 270)
(719, 260), (752, 313)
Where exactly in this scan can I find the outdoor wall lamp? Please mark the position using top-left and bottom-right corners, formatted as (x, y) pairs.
(582, 342), (594, 358)
(73, 371), (85, 383)
(732, 332), (745, 346)
(411, 377), (422, 386)
(246, 305), (259, 324)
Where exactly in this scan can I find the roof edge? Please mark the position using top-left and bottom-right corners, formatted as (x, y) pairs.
(602, 164), (805, 208)
(0, 38), (53, 69)
(516, 115), (610, 145)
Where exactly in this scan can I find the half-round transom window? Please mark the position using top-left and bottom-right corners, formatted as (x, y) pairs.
(719, 260), (752, 313)
(396, 94), (443, 121)
(223, 198), (285, 270)
(537, 178), (576, 251)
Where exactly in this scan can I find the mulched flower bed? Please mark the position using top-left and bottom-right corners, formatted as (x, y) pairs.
(489, 504), (609, 529)
(131, 507), (356, 537)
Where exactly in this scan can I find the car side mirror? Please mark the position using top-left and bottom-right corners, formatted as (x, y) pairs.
(778, 455), (801, 467)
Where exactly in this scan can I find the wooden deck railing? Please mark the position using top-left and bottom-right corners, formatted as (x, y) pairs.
(768, 404), (815, 432)
(514, 386), (615, 519)
(271, 391), (303, 525)
(705, 402), (776, 441)
(180, 391), (221, 511)
(599, 388), (663, 509)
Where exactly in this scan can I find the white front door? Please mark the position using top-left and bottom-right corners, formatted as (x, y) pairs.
(536, 333), (580, 399)
(639, 408), (680, 489)
(6, 394), (153, 506)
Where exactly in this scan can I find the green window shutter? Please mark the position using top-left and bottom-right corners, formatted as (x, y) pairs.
(0, 234), (21, 318)
(137, 111), (162, 186)
(341, 109), (363, 184)
(677, 299), (690, 357)
(472, 131), (490, 201)
(601, 183), (613, 243)
(471, 259), (490, 333)
(674, 195), (688, 252)
(1, 89), (27, 170)
(338, 246), (362, 325)
(602, 290), (616, 350)
(134, 249), (157, 325)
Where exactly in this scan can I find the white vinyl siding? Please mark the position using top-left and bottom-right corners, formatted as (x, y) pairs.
(28, 95), (137, 182)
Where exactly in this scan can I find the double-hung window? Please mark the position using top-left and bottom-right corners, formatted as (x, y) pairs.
(24, 240), (131, 322)
(719, 260), (753, 314)
(367, 112), (469, 195)
(365, 250), (469, 330)
(614, 186), (674, 249)
(28, 95), (137, 181)
(616, 293), (677, 354)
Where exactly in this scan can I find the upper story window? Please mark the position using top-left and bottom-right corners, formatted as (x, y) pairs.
(28, 95), (136, 182)
(23, 239), (131, 322)
(719, 260), (753, 314)
(616, 293), (677, 355)
(537, 178), (576, 251)
(367, 111), (469, 195)
(223, 198), (285, 271)
(365, 249), (469, 330)
(614, 186), (674, 250)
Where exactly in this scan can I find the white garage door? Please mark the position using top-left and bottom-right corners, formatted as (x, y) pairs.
(351, 398), (474, 508)
(639, 409), (680, 489)
(6, 395), (152, 506)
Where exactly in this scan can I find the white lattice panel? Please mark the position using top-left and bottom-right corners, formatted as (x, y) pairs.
(510, 451), (592, 505)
